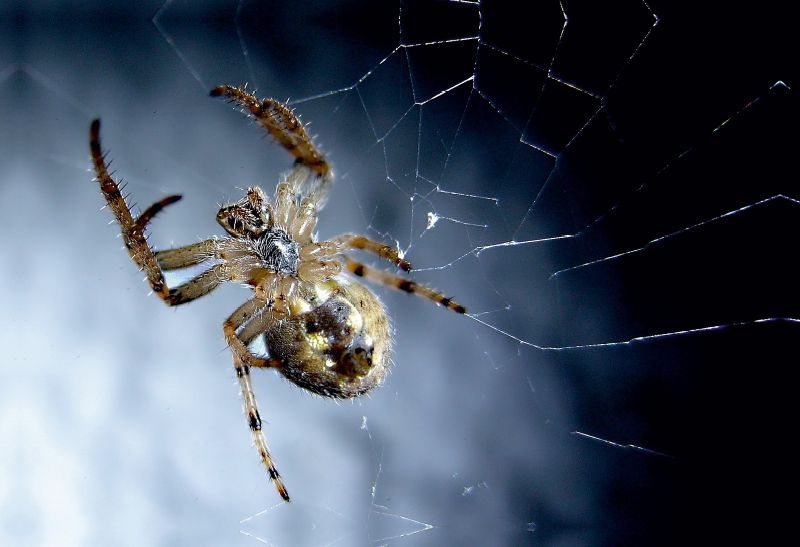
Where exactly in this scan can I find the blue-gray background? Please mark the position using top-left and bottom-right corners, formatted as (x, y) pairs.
(0, 1), (795, 546)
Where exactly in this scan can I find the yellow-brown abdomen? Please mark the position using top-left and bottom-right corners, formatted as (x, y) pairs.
(265, 277), (390, 398)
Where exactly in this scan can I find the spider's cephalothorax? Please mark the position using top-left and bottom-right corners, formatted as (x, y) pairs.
(254, 229), (299, 276)
(89, 84), (465, 502)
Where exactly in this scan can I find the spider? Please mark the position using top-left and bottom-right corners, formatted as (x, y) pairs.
(89, 85), (465, 502)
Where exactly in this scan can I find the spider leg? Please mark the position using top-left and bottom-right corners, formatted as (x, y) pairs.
(343, 257), (466, 314)
(210, 85), (329, 178)
(234, 357), (290, 502)
(90, 119), (181, 301)
(223, 297), (284, 369)
(238, 307), (282, 347)
(155, 240), (216, 270)
(164, 263), (229, 305)
(224, 297), (290, 502)
(332, 234), (411, 272)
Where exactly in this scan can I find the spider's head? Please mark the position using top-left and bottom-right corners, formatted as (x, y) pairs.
(217, 186), (271, 238)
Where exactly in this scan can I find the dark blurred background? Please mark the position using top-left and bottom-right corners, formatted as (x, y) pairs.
(0, 1), (796, 546)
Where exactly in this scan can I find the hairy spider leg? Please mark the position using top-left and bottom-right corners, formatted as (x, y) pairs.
(332, 234), (412, 272)
(210, 85), (329, 177)
(343, 257), (466, 314)
(223, 297), (289, 501)
(235, 359), (290, 501)
(165, 264), (231, 305)
(301, 165), (333, 210)
(223, 297), (283, 369)
(155, 240), (217, 269)
(90, 119), (182, 300)
(237, 306), (283, 348)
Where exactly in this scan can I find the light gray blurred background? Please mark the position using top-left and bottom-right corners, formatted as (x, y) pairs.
(1, 1), (795, 546)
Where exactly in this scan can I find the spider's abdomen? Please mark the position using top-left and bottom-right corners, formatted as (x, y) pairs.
(264, 277), (390, 398)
